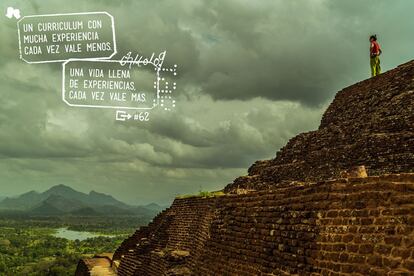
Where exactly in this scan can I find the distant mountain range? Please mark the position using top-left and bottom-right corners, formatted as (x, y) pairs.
(0, 184), (163, 217)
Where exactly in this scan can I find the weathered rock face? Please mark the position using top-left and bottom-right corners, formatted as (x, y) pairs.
(226, 60), (413, 192)
(76, 61), (414, 275)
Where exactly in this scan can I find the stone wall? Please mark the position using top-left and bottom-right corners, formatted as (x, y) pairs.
(112, 174), (414, 275)
(115, 197), (216, 275)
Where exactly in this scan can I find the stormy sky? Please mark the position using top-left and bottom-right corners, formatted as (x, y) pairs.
(0, 0), (413, 204)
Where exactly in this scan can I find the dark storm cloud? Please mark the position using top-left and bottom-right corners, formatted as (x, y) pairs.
(186, 0), (414, 105)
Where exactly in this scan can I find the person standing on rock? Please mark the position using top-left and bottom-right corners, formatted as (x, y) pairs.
(370, 34), (382, 77)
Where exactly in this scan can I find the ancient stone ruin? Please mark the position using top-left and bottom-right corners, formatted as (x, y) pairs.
(76, 60), (414, 275)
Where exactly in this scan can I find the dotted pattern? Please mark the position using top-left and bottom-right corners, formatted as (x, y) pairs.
(153, 64), (177, 111)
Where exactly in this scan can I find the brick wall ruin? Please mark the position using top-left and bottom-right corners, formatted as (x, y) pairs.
(110, 174), (414, 276)
(227, 61), (414, 192)
(114, 197), (216, 275)
(76, 60), (414, 275)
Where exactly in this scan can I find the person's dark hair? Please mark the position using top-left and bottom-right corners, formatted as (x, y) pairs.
(370, 34), (377, 41)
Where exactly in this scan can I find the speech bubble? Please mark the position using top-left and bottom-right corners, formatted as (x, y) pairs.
(62, 59), (159, 110)
(17, 12), (116, 63)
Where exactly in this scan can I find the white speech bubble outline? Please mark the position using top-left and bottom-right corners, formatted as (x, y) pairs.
(17, 11), (117, 64)
(62, 59), (161, 110)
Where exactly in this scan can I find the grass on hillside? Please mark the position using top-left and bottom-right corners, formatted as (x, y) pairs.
(176, 190), (226, 199)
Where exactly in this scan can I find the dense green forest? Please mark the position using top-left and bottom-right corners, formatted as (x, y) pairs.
(0, 216), (147, 275)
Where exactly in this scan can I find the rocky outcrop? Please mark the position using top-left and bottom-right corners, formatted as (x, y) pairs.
(75, 254), (116, 276)
(76, 60), (414, 275)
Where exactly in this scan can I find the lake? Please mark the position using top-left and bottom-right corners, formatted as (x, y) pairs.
(52, 227), (114, 241)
